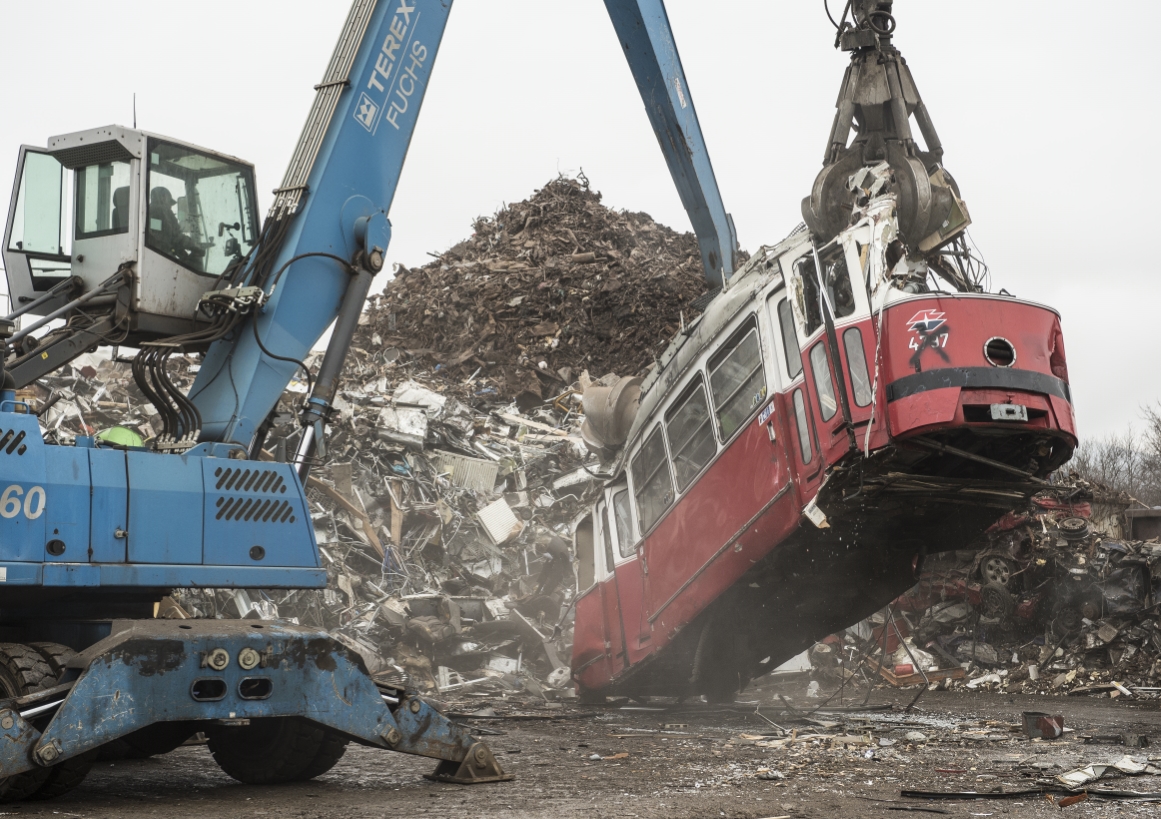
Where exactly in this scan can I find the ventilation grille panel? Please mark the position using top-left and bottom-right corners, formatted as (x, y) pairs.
(215, 496), (296, 524)
(214, 466), (286, 494)
(0, 429), (28, 456)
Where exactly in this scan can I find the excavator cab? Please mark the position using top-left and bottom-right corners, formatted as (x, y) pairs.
(2, 126), (259, 358)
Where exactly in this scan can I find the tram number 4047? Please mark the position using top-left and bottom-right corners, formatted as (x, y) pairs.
(0, 485), (46, 520)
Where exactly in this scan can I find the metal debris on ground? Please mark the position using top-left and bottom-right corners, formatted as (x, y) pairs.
(808, 481), (1161, 698)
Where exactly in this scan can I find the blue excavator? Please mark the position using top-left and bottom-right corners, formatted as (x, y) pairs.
(0, 0), (737, 799)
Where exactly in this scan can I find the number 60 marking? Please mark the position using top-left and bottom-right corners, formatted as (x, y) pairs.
(0, 485), (46, 520)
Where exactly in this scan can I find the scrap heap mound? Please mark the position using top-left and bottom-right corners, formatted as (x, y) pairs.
(362, 175), (711, 401)
(27, 176), (715, 706)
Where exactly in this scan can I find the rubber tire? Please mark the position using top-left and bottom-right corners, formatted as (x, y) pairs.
(291, 731), (349, 781)
(0, 644), (55, 801)
(24, 750), (97, 802)
(121, 723), (196, 758)
(207, 718), (329, 784)
(22, 643), (95, 800)
(27, 642), (77, 680)
(979, 582), (1016, 621)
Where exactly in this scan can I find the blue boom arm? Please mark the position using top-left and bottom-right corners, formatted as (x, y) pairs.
(604, 0), (739, 287)
(190, 0), (738, 455)
(189, 0), (453, 451)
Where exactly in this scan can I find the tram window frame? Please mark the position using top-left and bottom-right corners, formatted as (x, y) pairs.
(665, 376), (717, 492)
(821, 246), (857, 322)
(792, 256), (824, 337)
(600, 503), (617, 579)
(774, 295), (803, 379)
(843, 326), (873, 407)
(612, 489), (635, 559)
(630, 426), (675, 534)
(576, 514), (597, 591)
(792, 244), (859, 340)
(793, 388), (813, 464)
(707, 316), (767, 440)
(809, 343), (838, 422)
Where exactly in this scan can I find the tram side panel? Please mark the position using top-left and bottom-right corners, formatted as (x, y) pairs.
(642, 396), (798, 643)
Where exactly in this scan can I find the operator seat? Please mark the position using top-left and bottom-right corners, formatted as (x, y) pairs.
(111, 186), (130, 230)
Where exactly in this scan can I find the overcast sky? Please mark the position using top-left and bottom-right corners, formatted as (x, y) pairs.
(1, 1), (1156, 441)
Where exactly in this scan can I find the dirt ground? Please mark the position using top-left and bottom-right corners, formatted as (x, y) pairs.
(21, 679), (1161, 819)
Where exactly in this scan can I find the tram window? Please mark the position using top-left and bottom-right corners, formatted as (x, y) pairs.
(708, 317), (767, 439)
(601, 505), (616, 577)
(823, 248), (857, 320)
(843, 327), (872, 407)
(613, 489), (635, 559)
(631, 427), (675, 533)
(793, 246), (857, 336)
(665, 378), (717, 491)
(809, 343), (838, 421)
(576, 516), (596, 590)
(793, 389), (813, 464)
(793, 257), (823, 336)
(776, 297), (803, 379)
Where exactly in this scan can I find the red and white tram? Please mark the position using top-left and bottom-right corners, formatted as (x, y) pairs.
(570, 199), (1075, 700)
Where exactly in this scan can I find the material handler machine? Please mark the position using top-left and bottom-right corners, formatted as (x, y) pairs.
(0, 0), (738, 800)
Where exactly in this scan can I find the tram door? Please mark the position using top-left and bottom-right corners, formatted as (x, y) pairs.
(770, 291), (824, 499)
(571, 512), (612, 686)
(789, 240), (872, 468)
(605, 482), (651, 662)
(595, 497), (627, 672)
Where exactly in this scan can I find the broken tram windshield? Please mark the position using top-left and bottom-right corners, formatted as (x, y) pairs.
(793, 244), (857, 336)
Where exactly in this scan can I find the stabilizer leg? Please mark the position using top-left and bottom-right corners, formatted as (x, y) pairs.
(425, 742), (513, 785)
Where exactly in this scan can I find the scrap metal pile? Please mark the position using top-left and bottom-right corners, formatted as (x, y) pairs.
(32, 352), (597, 698)
(24, 175), (716, 701)
(366, 175), (711, 402)
(811, 484), (1161, 697)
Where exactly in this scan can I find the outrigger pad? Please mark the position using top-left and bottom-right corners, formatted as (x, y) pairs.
(424, 742), (514, 784)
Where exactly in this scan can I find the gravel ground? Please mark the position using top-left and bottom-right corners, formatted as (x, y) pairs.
(18, 680), (1161, 819)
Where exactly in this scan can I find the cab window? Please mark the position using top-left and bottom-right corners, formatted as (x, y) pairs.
(665, 377), (717, 491)
(8, 152), (67, 257)
(5, 150), (72, 288)
(708, 317), (767, 439)
(631, 427), (674, 533)
(145, 138), (258, 276)
(75, 161), (131, 239)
